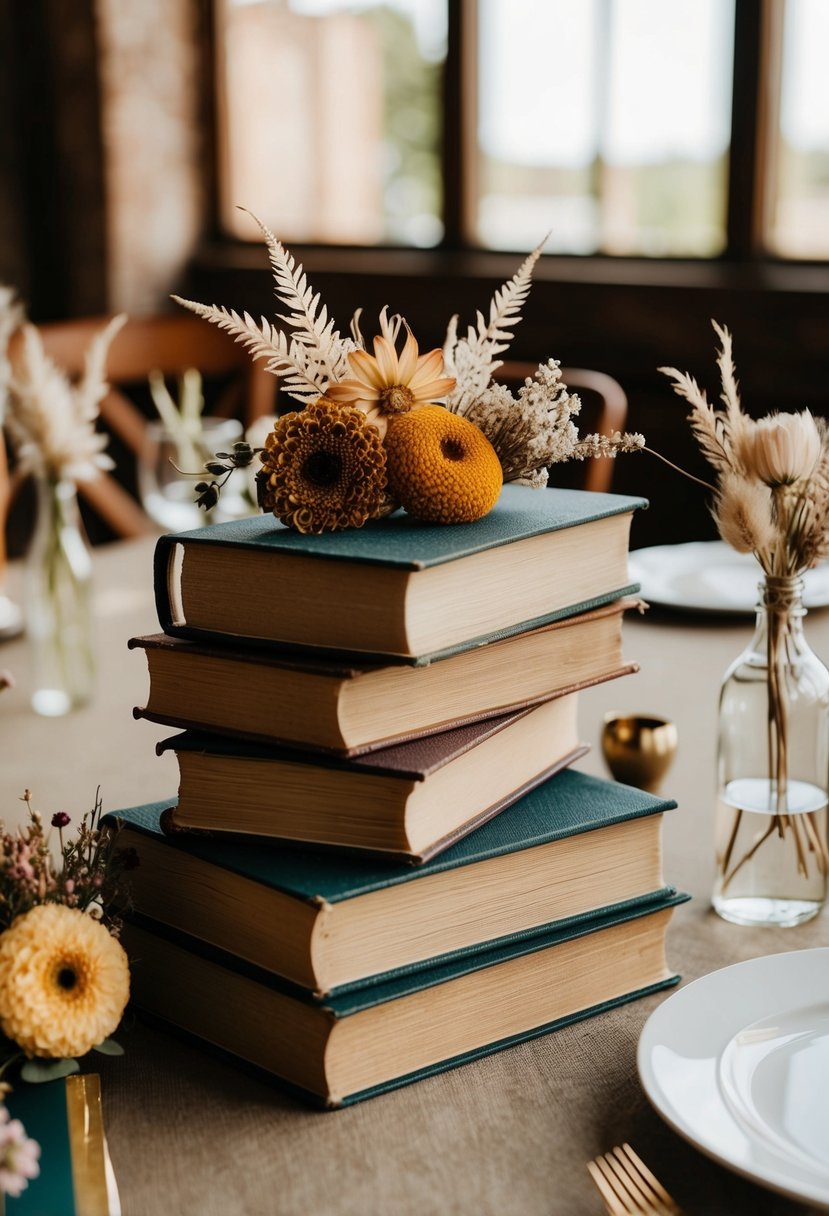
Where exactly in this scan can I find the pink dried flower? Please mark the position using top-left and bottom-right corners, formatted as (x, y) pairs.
(0, 1106), (40, 1197)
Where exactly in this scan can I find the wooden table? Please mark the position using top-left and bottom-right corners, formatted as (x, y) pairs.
(1, 539), (828, 1215)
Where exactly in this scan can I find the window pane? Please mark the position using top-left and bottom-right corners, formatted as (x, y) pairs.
(474, 0), (734, 255)
(217, 0), (446, 245)
(768, 0), (829, 258)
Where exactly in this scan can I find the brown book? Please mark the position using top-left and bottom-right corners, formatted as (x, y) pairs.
(159, 697), (588, 861)
(132, 598), (638, 755)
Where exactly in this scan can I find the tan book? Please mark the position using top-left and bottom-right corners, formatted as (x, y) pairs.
(131, 597), (638, 755)
(109, 770), (675, 995)
(123, 893), (685, 1107)
(158, 696), (588, 860)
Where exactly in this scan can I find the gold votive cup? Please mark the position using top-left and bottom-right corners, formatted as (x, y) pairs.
(601, 712), (678, 793)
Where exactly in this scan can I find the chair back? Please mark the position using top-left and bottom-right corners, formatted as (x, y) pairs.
(7, 314), (278, 538)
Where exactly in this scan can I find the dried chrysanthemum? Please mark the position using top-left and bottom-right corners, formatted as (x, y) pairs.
(326, 311), (455, 439)
(259, 399), (389, 533)
(384, 406), (502, 524)
(0, 904), (129, 1058)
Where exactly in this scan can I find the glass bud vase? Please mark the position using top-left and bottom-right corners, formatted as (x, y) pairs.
(25, 475), (94, 716)
(714, 575), (829, 927)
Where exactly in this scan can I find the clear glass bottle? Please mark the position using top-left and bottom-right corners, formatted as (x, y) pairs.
(714, 575), (829, 927)
(25, 475), (94, 716)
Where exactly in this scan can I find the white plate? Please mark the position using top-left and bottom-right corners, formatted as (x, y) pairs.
(629, 542), (829, 615)
(638, 949), (829, 1209)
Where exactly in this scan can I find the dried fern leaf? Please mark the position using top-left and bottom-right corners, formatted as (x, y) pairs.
(238, 209), (353, 382)
(446, 236), (547, 414)
(171, 296), (328, 400)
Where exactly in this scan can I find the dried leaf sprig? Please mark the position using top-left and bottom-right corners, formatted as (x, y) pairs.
(182, 441), (263, 513)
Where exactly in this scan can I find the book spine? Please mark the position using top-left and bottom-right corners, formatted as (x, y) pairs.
(153, 534), (180, 636)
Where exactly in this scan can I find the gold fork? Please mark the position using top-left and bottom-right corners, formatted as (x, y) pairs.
(587, 1143), (684, 1215)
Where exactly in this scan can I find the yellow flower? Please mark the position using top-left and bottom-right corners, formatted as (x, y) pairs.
(326, 324), (455, 439)
(258, 399), (390, 533)
(0, 905), (129, 1058)
(384, 406), (503, 524)
(740, 411), (821, 487)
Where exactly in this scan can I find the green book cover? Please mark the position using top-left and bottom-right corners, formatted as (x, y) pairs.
(154, 483), (646, 662)
(105, 768), (676, 906)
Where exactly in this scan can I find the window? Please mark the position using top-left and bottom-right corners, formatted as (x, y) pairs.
(214, 0), (829, 263)
(767, 0), (829, 258)
(472, 0), (734, 256)
(216, 0), (446, 246)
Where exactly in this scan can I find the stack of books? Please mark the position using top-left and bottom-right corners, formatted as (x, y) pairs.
(114, 484), (686, 1107)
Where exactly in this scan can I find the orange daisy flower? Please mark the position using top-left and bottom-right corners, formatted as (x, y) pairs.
(327, 324), (455, 439)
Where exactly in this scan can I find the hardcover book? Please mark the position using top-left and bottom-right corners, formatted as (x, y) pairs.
(156, 696), (588, 860)
(154, 484), (646, 661)
(131, 598), (638, 755)
(107, 770), (677, 994)
(123, 891), (687, 1108)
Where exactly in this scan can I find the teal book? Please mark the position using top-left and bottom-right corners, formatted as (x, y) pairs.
(123, 890), (687, 1108)
(5, 1075), (114, 1215)
(107, 769), (677, 996)
(154, 483), (646, 662)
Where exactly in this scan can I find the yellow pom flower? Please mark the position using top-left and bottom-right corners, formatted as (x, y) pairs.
(0, 905), (129, 1058)
(384, 406), (503, 524)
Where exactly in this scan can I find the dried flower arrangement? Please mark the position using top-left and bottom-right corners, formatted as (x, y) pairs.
(174, 216), (644, 533)
(0, 791), (135, 1199)
(660, 320), (829, 896)
(0, 791), (133, 1082)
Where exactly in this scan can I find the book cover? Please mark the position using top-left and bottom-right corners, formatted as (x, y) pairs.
(157, 483), (648, 572)
(154, 483), (646, 661)
(6, 1075), (114, 1216)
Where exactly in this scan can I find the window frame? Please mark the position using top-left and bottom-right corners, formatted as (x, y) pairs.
(206, 0), (823, 270)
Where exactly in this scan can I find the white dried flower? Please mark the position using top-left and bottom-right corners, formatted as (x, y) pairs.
(460, 361), (581, 484)
(740, 411), (821, 488)
(461, 361), (644, 486)
(5, 316), (126, 483)
(571, 431), (646, 461)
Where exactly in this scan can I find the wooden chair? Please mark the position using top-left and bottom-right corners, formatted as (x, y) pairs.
(495, 363), (629, 494)
(6, 314), (279, 539)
